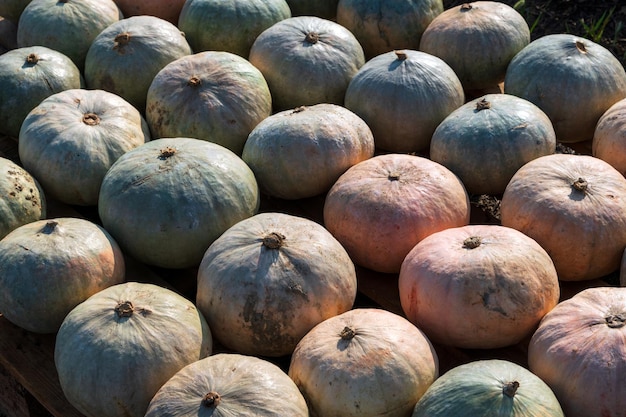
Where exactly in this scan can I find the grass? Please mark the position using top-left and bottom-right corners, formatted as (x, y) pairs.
(579, 6), (616, 43)
(513, 0), (545, 34)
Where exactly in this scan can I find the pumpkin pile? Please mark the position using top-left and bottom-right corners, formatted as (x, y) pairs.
(1, 0), (626, 416)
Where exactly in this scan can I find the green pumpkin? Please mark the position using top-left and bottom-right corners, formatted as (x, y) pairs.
(0, 156), (46, 239)
(412, 359), (564, 416)
(178, 0), (291, 58)
(98, 137), (260, 269)
(337, 0), (443, 59)
(504, 34), (626, 143)
(84, 15), (192, 113)
(146, 51), (272, 155)
(19, 88), (151, 206)
(17, 0), (122, 70)
(429, 94), (556, 196)
(249, 16), (365, 112)
(0, 46), (84, 139)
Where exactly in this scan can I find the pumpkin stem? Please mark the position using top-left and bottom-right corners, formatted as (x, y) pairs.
(575, 40), (587, 54)
(25, 53), (39, 65)
(292, 106), (307, 114)
(115, 301), (134, 318)
(305, 32), (320, 44)
(572, 177), (588, 193)
(158, 147), (177, 159)
(262, 232), (285, 249)
(462, 236), (482, 249)
(388, 173), (400, 181)
(82, 113), (100, 126)
(114, 32), (131, 50)
(41, 220), (58, 234)
(475, 98), (491, 111)
(605, 313), (626, 328)
(503, 381), (520, 398)
(202, 391), (221, 408)
(188, 75), (202, 87)
(394, 50), (408, 61)
(339, 326), (356, 340)
(461, 3), (473, 11)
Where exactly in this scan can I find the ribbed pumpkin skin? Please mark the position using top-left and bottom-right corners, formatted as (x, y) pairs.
(0, 157), (46, 239)
(0, 218), (125, 334)
(249, 16), (365, 112)
(337, 0), (443, 60)
(412, 359), (564, 417)
(528, 287), (626, 417)
(55, 282), (213, 417)
(289, 308), (439, 417)
(196, 212), (357, 357)
(98, 138), (260, 269)
(146, 353), (309, 417)
(501, 154), (626, 281)
(242, 104), (375, 199)
(344, 49), (465, 153)
(399, 224), (560, 349)
(84, 15), (192, 112)
(504, 34), (626, 143)
(323, 154), (471, 273)
(593, 97), (626, 176)
(178, 0), (291, 58)
(286, 0), (338, 19)
(429, 94), (556, 196)
(420, 1), (529, 91)
(0, 46), (83, 138)
(19, 89), (150, 206)
(146, 51), (272, 155)
(17, 0), (122, 70)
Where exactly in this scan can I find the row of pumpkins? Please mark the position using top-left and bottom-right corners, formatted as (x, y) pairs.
(1, 0), (626, 416)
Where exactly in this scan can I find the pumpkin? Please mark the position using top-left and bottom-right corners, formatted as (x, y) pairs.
(19, 88), (150, 206)
(289, 308), (439, 417)
(0, 157), (46, 240)
(0, 218), (125, 334)
(196, 212), (357, 357)
(592, 97), (626, 176)
(504, 34), (626, 143)
(248, 16), (365, 112)
(55, 281), (212, 417)
(412, 359), (564, 416)
(528, 286), (626, 417)
(17, 0), (122, 70)
(0, 46), (83, 139)
(178, 0), (291, 58)
(0, 16), (17, 54)
(419, 1), (530, 91)
(111, 0), (185, 24)
(84, 15), (192, 113)
(98, 138), (260, 269)
(500, 153), (626, 281)
(343, 49), (465, 153)
(429, 94), (556, 196)
(286, 0), (338, 20)
(146, 51), (272, 155)
(241, 104), (375, 200)
(399, 224), (560, 349)
(146, 353), (309, 417)
(336, 0), (443, 60)
(323, 153), (471, 273)
(0, 0), (30, 23)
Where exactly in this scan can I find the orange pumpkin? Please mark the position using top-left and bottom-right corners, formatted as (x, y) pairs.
(501, 153), (626, 281)
(323, 153), (470, 273)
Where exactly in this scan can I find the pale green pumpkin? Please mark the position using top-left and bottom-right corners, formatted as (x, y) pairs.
(17, 0), (122, 70)
(178, 0), (291, 58)
(412, 359), (564, 417)
(0, 46), (84, 139)
(0, 218), (125, 334)
(84, 15), (192, 113)
(19, 88), (150, 206)
(0, 157), (46, 240)
(337, 0), (443, 59)
(55, 281), (213, 417)
(146, 51), (272, 155)
(98, 137), (260, 269)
